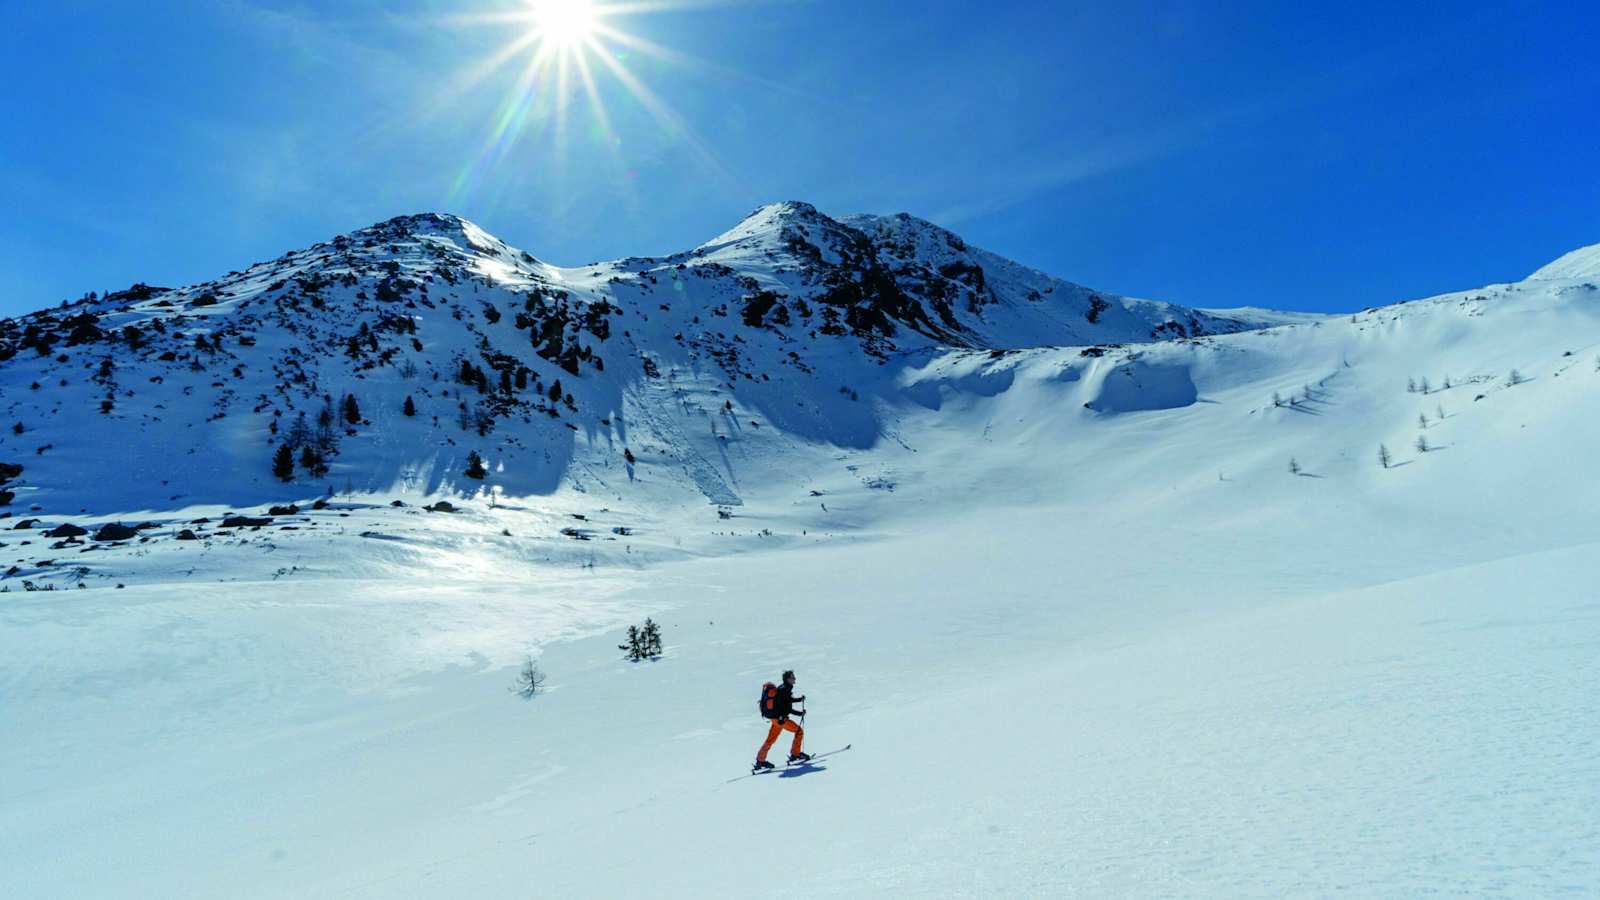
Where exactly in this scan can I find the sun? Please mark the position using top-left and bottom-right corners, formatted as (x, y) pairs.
(530, 0), (598, 49)
(445, 0), (734, 207)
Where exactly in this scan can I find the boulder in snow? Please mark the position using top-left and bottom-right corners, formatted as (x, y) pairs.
(93, 523), (140, 542)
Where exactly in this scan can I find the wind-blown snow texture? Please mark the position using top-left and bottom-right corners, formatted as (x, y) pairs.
(2, 207), (1598, 898)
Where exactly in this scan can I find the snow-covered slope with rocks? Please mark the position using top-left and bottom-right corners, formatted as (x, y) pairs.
(0, 204), (1265, 581)
(3, 212), (1599, 898)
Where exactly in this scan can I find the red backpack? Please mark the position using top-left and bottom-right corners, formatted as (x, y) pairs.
(759, 682), (781, 719)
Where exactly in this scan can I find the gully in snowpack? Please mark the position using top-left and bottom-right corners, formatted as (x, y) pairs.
(754, 669), (811, 772)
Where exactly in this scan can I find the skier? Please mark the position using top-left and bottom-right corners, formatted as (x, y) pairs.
(754, 669), (810, 770)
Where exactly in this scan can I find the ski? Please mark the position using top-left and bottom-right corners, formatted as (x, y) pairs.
(732, 744), (852, 781)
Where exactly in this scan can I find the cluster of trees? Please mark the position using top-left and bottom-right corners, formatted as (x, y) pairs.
(619, 618), (664, 662)
(1407, 375), (1451, 394)
(271, 393), (359, 481)
(1410, 369), (1529, 393)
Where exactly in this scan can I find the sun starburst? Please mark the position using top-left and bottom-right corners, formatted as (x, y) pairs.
(444, 0), (733, 209)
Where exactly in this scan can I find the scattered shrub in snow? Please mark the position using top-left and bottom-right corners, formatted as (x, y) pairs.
(342, 394), (361, 426)
(464, 451), (488, 480)
(511, 656), (546, 698)
(1085, 294), (1110, 324)
(403, 396), (416, 417)
(459, 404), (494, 436)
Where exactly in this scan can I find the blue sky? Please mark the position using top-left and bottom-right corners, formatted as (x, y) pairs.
(2, 0), (1597, 316)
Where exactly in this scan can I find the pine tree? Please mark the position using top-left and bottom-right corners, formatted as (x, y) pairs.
(1288, 457), (1301, 475)
(618, 625), (642, 662)
(642, 618), (663, 659)
(287, 411), (313, 450)
(1420, 377), (1431, 394)
(624, 447), (636, 465)
(1407, 378), (1417, 393)
(1418, 413), (1428, 430)
(403, 396), (416, 417)
(316, 399), (337, 452)
(342, 393), (361, 425)
(1379, 444), (1392, 469)
(299, 445), (327, 477)
(511, 656), (546, 698)
(1416, 435), (1430, 453)
(465, 450), (488, 480)
(272, 443), (295, 481)
(549, 379), (563, 403)
(1507, 369), (1524, 386)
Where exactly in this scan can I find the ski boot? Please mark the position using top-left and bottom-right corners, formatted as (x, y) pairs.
(787, 751), (812, 765)
(752, 759), (776, 774)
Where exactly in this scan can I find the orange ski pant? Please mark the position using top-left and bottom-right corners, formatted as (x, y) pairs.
(757, 718), (804, 762)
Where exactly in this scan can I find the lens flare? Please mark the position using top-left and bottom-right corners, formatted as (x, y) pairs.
(444, 0), (736, 209)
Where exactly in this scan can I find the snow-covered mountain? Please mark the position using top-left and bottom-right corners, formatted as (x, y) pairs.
(0, 203), (1264, 520)
(5, 209), (1599, 898)
(1528, 239), (1600, 280)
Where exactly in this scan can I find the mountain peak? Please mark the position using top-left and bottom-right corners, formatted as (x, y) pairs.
(694, 201), (835, 251)
(1527, 242), (1600, 281)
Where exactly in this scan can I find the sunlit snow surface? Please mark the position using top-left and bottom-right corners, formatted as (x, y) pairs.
(4, 240), (1600, 896)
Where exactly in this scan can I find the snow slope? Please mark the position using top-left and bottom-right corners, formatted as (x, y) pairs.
(1528, 240), (1600, 280)
(2, 223), (1599, 897)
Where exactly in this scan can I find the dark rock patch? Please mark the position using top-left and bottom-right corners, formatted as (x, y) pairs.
(93, 523), (140, 542)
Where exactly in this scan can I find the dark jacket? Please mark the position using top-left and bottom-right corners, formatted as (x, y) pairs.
(773, 684), (805, 719)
